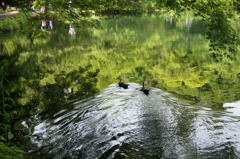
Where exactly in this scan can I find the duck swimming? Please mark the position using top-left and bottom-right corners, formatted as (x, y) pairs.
(117, 77), (129, 89)
(140, 81), (149, 95)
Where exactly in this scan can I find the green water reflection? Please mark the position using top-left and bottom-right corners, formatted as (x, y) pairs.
(1, 14), (240, 114)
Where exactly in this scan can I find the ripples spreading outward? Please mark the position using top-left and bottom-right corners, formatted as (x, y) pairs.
(28, 83), (240, 159)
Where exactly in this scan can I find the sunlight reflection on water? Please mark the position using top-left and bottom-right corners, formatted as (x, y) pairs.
(223, 101), (240, 117)
(28, 83), (240, 159)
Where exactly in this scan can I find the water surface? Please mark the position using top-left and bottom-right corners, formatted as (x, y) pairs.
(2, 14), (240, 158)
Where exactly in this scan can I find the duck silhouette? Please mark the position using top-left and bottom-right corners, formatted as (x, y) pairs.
(140, 81), (149, 95)
(117, 77), (129, 89)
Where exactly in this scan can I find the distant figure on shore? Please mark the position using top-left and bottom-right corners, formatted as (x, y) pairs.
(69, 24), (76, 38)
(40, 6), (48, 12)
(30, 1), (34, 10)
(41, 20), (54, 30)
(166, 17), (173, 24)
(185, 18), (193, 31)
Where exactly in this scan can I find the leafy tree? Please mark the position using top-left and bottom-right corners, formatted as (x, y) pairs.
(0, 0), (30, 10)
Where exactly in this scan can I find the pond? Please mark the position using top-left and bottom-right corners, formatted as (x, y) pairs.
(2, 14), (240, 158)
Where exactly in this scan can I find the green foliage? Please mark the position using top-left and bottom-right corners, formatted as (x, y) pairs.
(0, 41), (31, 158)
(155, 0), (240, 62)
(0, 59), (26, 159)
(0, 142), (25, 159)
(0, 8), (12, 14)
(15, 12), (30, 27)
(0, 18), (20, 33)
(0, 136), (6, 142)
(0, 11), (31, 33)
(94, 1), (158, 14)
(189, 0), (239, 61)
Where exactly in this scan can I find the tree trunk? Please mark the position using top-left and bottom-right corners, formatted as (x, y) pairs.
(0, 1), (7, 10)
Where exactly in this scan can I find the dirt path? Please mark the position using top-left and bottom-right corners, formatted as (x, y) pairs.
(0, 10), (42, 20)
(0, 10), (19, 20)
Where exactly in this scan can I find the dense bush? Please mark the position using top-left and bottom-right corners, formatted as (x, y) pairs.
(0, 12), (29, 33)
(94, 1), (157, 14)
(0, 18), (20, 32)
(0, 59), (26, 159)
(0, 142), (25, 159)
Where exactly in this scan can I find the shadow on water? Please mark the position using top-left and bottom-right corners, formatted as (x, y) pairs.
(28, 83), (240, 159)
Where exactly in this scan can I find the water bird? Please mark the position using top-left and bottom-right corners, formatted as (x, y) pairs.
(117, 77), (129, 89)
(140, 81), (149, 95)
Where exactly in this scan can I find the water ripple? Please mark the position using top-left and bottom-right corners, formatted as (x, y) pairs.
(28, 83), (240, 159)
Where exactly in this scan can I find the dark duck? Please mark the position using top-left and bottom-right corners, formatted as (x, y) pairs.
(140, 81), (149, 95)
(117, 77), (129, 89)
